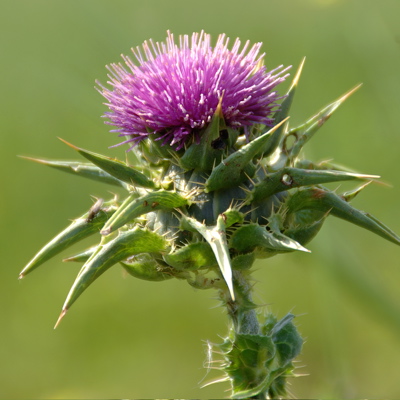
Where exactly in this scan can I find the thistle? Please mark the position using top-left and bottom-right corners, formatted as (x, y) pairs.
(20, 31), (400, 399)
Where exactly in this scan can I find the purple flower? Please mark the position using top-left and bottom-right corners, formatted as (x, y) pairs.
(98, 31), (290, 150)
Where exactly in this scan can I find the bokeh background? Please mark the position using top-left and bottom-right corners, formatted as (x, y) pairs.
(1, 0), (400, 398)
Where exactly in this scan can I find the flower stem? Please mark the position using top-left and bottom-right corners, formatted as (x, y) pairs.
(226, 270), (259, 335)
(218, 270), (302, 399)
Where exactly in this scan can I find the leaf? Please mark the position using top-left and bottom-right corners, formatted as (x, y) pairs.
(63, 247), (97, 263)
(221, 209), (245, 228)
(19, 157), (128, 188)
(261, 58), (305, 158)
(101, 190), (191, 236)
(181, 214), (235, 300)
(284, 210), (327, 246)
(271, 314), (303, 365)
(287, 85), (361, 160)
(56, 227), (168, 325)
(229, 224), (310, 256)
(250, 167), (378, 204)
(120, 254), (174, 281)
(286, 187), (400, 246)
(205, 118), (288, 192)
(180, 99), (226, 172)
(163, 242), (217, 270)
(19, 200), (117, 278)
(59, 138), (158, 189)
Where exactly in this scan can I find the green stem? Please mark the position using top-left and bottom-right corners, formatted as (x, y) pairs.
(223, 270), (267, 399)
(217, 271), (302, 399)
(226, 270), (260, 335)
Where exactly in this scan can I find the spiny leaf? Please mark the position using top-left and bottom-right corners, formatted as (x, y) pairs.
(221, 209), (245, 228)
(163, 242), (217, 271)
(288, 85), (361, 161)
(225, 334), (276, 399)
(284, 210), (327, 246)
(56, 227), (168, 326)
(59, 138), (158, 189)
(181, 213), (235, 300)
(101, 190), (191, 236)
(120, 254), (174, 281)
(229, 223), (310, 256)
(19, 201), (117, 278)
(99, 192), (138, 234)
(341, 181), (372, 202)
(261, 58), (305, 158)
(218, 311), (303, 399)
(205, 118), (288, 192)
(249, 167), (378, 204)
(141, 133), (177, 162)
(180, 99), (226, 172)
(295, 158), (366, 174)
(271, 314), (303, 365)
(63, 247), (97, 263)
(287, 187), (400, 245)
(19, 157), (127, 188)
(274, 59), (305, 124)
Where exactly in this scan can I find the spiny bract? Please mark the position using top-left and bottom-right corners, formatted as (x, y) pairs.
(20, 32), (400, 399)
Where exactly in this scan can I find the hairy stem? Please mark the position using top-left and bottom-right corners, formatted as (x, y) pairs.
(226, 270), (259, 335)
(218, 270), (302, 399)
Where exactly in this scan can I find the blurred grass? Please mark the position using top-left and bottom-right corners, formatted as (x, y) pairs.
(1, 0), (400, 398)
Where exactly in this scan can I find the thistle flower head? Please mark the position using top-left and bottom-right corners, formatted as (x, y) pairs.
(98, 31), (290, 149)
(21, 34), (400, 399)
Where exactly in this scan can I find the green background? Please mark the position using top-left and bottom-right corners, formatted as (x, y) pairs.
(1, 0), (400, 398)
